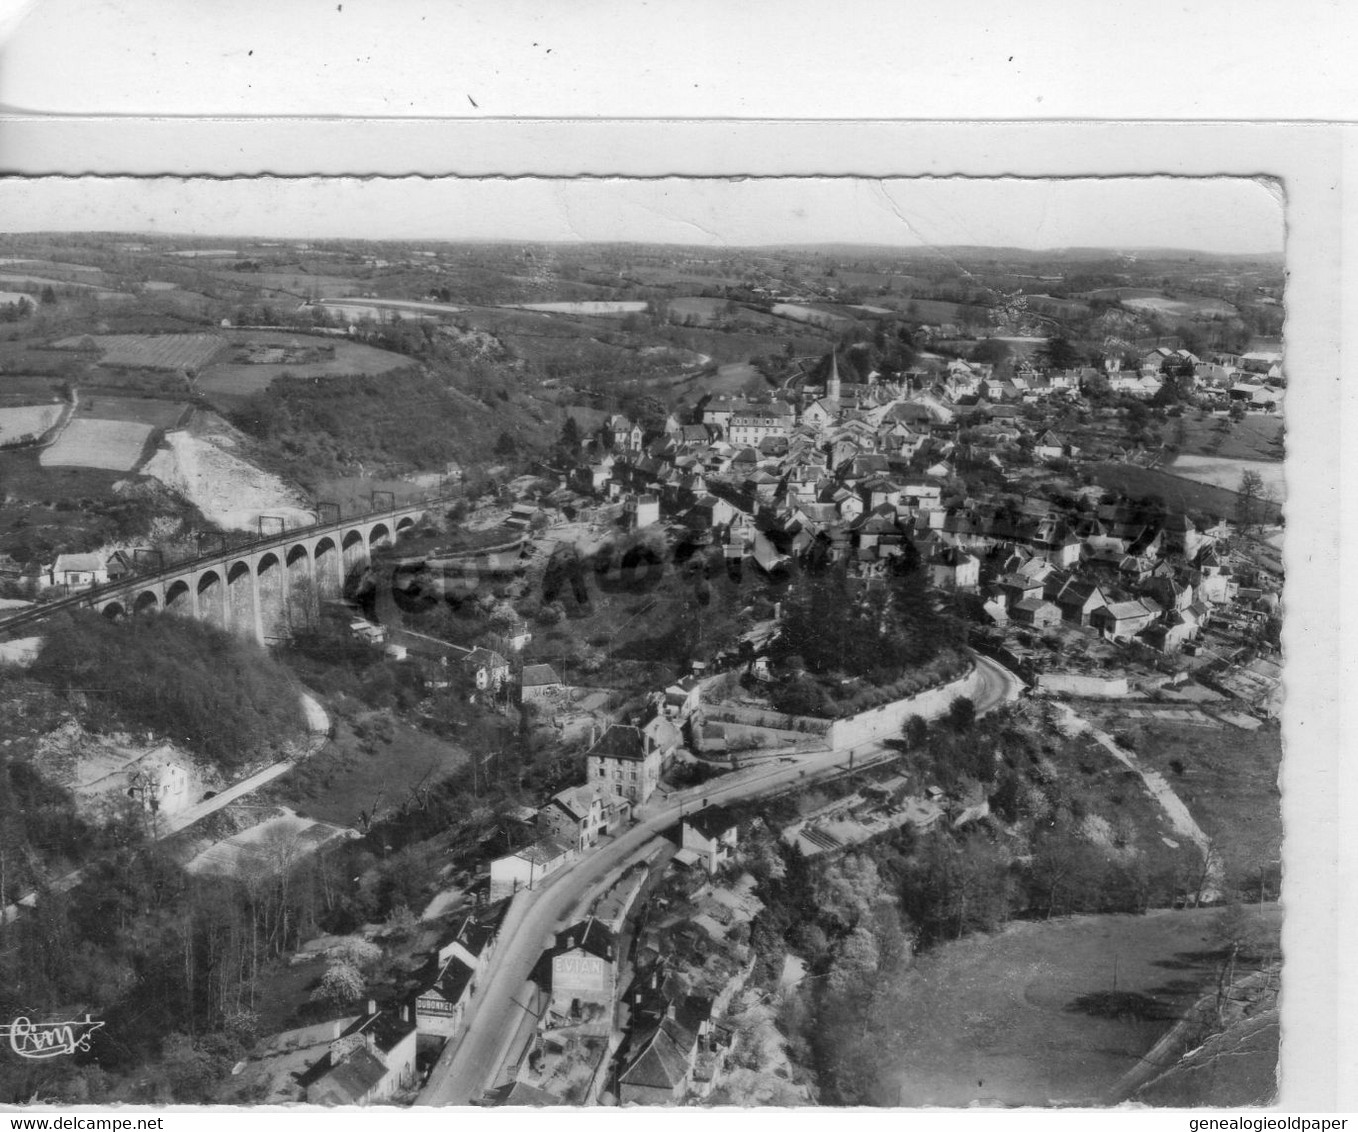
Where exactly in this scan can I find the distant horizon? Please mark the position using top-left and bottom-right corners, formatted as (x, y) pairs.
(0, 232), (1285, 260)
(0, 177), (1285, 256)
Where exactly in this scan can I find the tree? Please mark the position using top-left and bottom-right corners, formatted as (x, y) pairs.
(40, 285), (57, 306)
(559, 414), (581, 453)
(946, 695), (977, 733)
(901, 714), (929, 749)
(493, 431), (517, 458)
(971, 338), (1012, 372)
(1235, 469), (1265, 536)
(1039, 335), (1081, 371)
(313, 960), (365, 1010)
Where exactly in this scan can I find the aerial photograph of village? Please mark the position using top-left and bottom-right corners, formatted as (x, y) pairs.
(0, 176), (1285, 1109)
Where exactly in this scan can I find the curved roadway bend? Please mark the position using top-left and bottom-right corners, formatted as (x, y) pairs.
(416, 653), (1021, 1106)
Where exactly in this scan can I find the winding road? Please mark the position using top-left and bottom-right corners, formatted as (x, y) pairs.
(416, 653), (1022, 1105)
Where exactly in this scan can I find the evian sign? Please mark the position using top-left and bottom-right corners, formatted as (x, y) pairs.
(1, 1015), (104, 1059)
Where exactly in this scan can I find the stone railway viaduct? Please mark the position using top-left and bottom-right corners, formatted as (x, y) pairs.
(0, 498), (448, 646)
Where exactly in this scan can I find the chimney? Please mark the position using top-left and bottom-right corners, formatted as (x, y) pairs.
(367, 998), (377, 1017)
(666, 1003), (676, 1020)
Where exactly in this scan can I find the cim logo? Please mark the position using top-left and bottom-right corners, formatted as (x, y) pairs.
(2, 1015), (104, 1059)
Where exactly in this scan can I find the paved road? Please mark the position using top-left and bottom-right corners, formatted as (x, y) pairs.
(417, 652), (1022, 1105)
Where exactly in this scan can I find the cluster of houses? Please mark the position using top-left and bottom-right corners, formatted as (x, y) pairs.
(555, 352), (1266, 655)
(286, 800), (745, 1106)
(489, 672), (706, 899)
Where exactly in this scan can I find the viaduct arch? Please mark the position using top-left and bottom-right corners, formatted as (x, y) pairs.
(52, 503), (439, 646)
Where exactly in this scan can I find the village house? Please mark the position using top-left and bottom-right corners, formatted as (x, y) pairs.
(489, 836), (573, 900)
(607, 414), (644, 452)
(548, 917), (618, 1017)
(300, 1002), (418, 1106)
(1010, 596), (1063, 630)
(679, 808), (738, 875)
(617, 1014), (703, 1106)
(42, 552), (109, 590)
(414, 955), (476, 1044)
(928, 545), (980, 591)
(1140, 611), (1200, 654)
(520, 662), (564, 704)
(661, 675), (703, 720)
(1091, 598), (1161, 642)
(1048, 576), (1112, 626)
(587, 715), (682, 805)
(537, 782), (630, 853)
(616, 989), (728, 1107)
(727, 403), (794, 449)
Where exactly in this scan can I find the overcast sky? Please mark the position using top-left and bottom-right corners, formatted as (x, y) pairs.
(0, 176), (1284, 254)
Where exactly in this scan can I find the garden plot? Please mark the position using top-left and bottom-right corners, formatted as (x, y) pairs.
(50, 333), (226, 371)
(40, 418), (154, 471)
(0, 403), (63, 446)
(185, 810), (356, 877)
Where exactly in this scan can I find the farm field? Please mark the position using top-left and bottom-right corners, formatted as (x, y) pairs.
(657, 322), (832, 364)
(665, 296), (730, 325)
(872, 295), (993, 325)
(0, 403), (64, 446)
(8, 261), (105, 276)
(315, 297), (465, 317)
(51, 333), (227, 371)
(0, 272), (102, 290)
(318, 302), (431, 322)
(40, 418), (155, 471)
(1125, 296), (1236, 316)
(1078, 709), (1282, 891)
(1172, 412), (1284, 461)
(835, 269), (925, 290)
(74, 395), (191, 429)
(196, 331), (412, 396)
(881, 905), (1280, 1107)
(1166, 455), (1285, 501)
(0, 291), (34, 308)
(216, 272), (366, 297)
(770, 302), (856, 329)
(1085, 288), (1237, 318)
(504, 300), (648, 315)
(1088, 463), (1282, 525)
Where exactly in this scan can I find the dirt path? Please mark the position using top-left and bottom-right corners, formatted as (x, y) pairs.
(1051, 701), (1223, 901)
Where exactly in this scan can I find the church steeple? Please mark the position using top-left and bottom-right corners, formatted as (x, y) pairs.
(827, 351), (841, 406)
